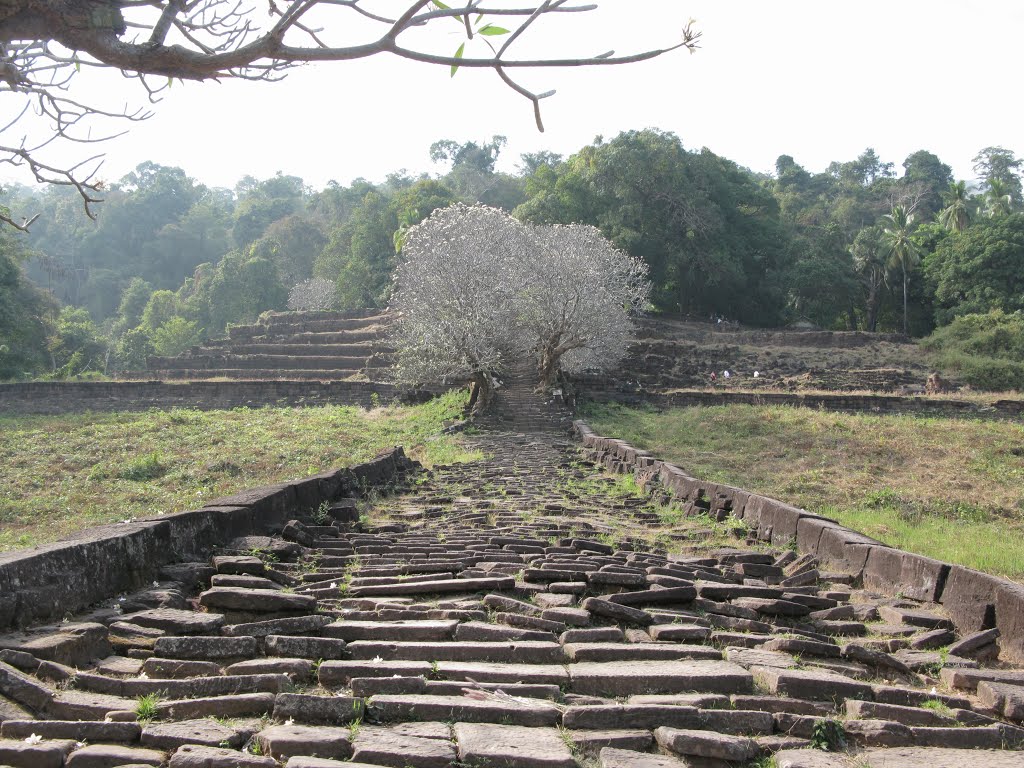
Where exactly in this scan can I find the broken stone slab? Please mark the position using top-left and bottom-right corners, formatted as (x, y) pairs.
(210, 574), (282, 590)
(977, 680), (1024, 721)
(350, 675), (427, 697)
(368, 694), (561, 726)
(579, 598), (653, 626)
(346, 640), (565, 664)
(845, 700), (954, 727)
(569, 659), (752, 697)
(0, 738), (75, 768)
(157, 692), (275, 720)
(455, 622), (554, 642)
(264, 635), (347, 659)
(65, 744), (165, 768)
(168, 744), (278, 768)
(221, 614), (333, 638)
(225, 657), (313, 681)
(562, 642), (721, 662)
(843, 718), (913, 747)
(648, 624), (712, 642)
(46, 690), (137, 720)
(153, 635), (257, 660)
(454, 723), (575, 768)
(753, 665), (876, 702)
(0, 661), (52, 713)
(561, 705), (700, 731)
(141, 718), (252, 750)
(436, 661), (568, 686)
(212, 555), (265, 575)
(654, 726), (759, 762)
(1, 623), (110, 668)
(318, 659), (432, 686)
(598, 746), (690, 768)
(565, 729), (654, 756)
(273, 693), (364, 725)
(351, 726), (457, 767)
(254, 724), (352, 761)
(0, 719), (140, 742)
(939, 666), (1024, 691)
(350, 576), (515, 596)
(198, 587), (316, 614)
(322, 620), (457, 642)
(908, 724), (1006, 749)
(859, 746), (1024, 767)
(877, 606), (952, 630)
(761, 637), (839, 658)
(140, 658), (222, 679)
(946, 628), (1000, 658)
(773, 750), (852, 768)
(483, 594), (542, 617)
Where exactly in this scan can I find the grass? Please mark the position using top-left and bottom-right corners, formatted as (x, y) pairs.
(0, 390), (480, 551)
(581, 402), (1024, 579)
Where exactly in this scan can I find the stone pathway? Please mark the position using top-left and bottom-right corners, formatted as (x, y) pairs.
(2, 388), (1024, 767)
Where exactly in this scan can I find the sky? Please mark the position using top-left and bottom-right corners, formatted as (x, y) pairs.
(5, 0), (1024, 192)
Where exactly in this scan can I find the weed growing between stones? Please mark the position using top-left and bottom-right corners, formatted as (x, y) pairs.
(134, 693), (161, 723)
(921, 698), (956, 719)
(809, 718), (847, 751)
(119, 451), (167, 481)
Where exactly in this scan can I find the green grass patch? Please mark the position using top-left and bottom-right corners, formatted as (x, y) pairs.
(581, 401), (1024, 579)
(0, 391), (479, 552)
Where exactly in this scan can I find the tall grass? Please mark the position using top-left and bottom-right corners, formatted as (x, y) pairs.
(0, 391), (478, 551)
(582, 402), (1024, 579)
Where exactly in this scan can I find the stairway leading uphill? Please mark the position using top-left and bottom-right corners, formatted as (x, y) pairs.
(1, 391), (1023, 767)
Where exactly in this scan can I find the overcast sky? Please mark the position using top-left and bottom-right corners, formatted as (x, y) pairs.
(7, 1), (1023, 192)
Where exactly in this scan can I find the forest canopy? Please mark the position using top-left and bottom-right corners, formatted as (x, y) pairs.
(1, 131), (1022, 383)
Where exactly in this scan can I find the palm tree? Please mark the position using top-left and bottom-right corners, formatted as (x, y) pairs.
(938, 180), (971, 233)
(984, 178), (1014, 217)
(850, 225), (888, 332)
(881, 205), (921, 335)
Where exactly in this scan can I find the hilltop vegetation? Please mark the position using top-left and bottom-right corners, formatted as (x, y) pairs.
(1, 132), (1023, 387)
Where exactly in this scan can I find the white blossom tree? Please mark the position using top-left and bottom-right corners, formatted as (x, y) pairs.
(524, 222), (650, 385)
(391, 203), (532, 410)
(391, 204), (650, 407)
(287, 277), (337, 311)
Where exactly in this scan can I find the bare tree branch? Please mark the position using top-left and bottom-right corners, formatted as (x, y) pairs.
(0, 1), (699, 228)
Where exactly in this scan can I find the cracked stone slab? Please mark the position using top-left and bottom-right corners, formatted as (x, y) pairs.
(454, 723), (576, 768)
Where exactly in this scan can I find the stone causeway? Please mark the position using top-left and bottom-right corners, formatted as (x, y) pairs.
(1, 375), (1024, 767)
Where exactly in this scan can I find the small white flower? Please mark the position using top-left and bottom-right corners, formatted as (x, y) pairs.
(286, 717), (295, 725)
(157, 511), (164, 516)
(61, 617), (69, 623)
(137, 672), (149, 680)
(113, 606), (123, 614)
(329, 582), (337, 589)
(25, 734), (42, 745)
(118, 596), (126, 603)
(75, 742), (85, 748)
(930, 686), (938, 695)
(371, 656), (383, 664)
(152, 581), (159, 588)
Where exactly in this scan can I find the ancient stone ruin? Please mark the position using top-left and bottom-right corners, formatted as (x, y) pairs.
(1, 371), (1023, 767)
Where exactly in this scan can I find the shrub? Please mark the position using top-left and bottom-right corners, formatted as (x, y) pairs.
(923, 310), (1024, 391)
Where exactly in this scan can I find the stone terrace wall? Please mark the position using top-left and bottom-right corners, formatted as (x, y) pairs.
(574, 420), (1024, 664)
(0, 448), (415, 631)
(575, 380), (1024, 419)
(0, 380), (451, 415)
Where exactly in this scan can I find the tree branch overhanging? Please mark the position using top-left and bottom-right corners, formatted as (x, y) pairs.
(1, 1), (700, 228)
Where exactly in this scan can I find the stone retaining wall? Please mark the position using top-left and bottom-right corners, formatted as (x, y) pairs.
(0, 448), (415, 631)
(576, 382), (1024, 419)
(0, 380), (450, 415)
(574, 420), (1024, 664)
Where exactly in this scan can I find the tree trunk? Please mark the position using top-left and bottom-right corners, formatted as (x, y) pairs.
(902, 269), (908, 335)
(468, 372), (493, 414)
(865, 277), (880, 332)
(538, 345), (560, 388)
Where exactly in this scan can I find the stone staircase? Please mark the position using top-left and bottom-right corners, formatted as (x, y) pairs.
(474, 363), (575, 434)
(121, 310), (394, 381)
(1, 426), (1023, 767)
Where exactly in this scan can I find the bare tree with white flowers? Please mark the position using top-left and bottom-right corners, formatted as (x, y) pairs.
(287, 278), (337, 311)
(523, 222), (650, 386)
(391, 204), (649, 407)
(391, 203), (532, 410)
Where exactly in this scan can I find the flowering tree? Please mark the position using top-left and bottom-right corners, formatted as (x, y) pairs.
(525, 223), (650, 385)
(287, 278), (337, 311)
(391, 204), (649, 406)
(391, 203), (532, 410)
